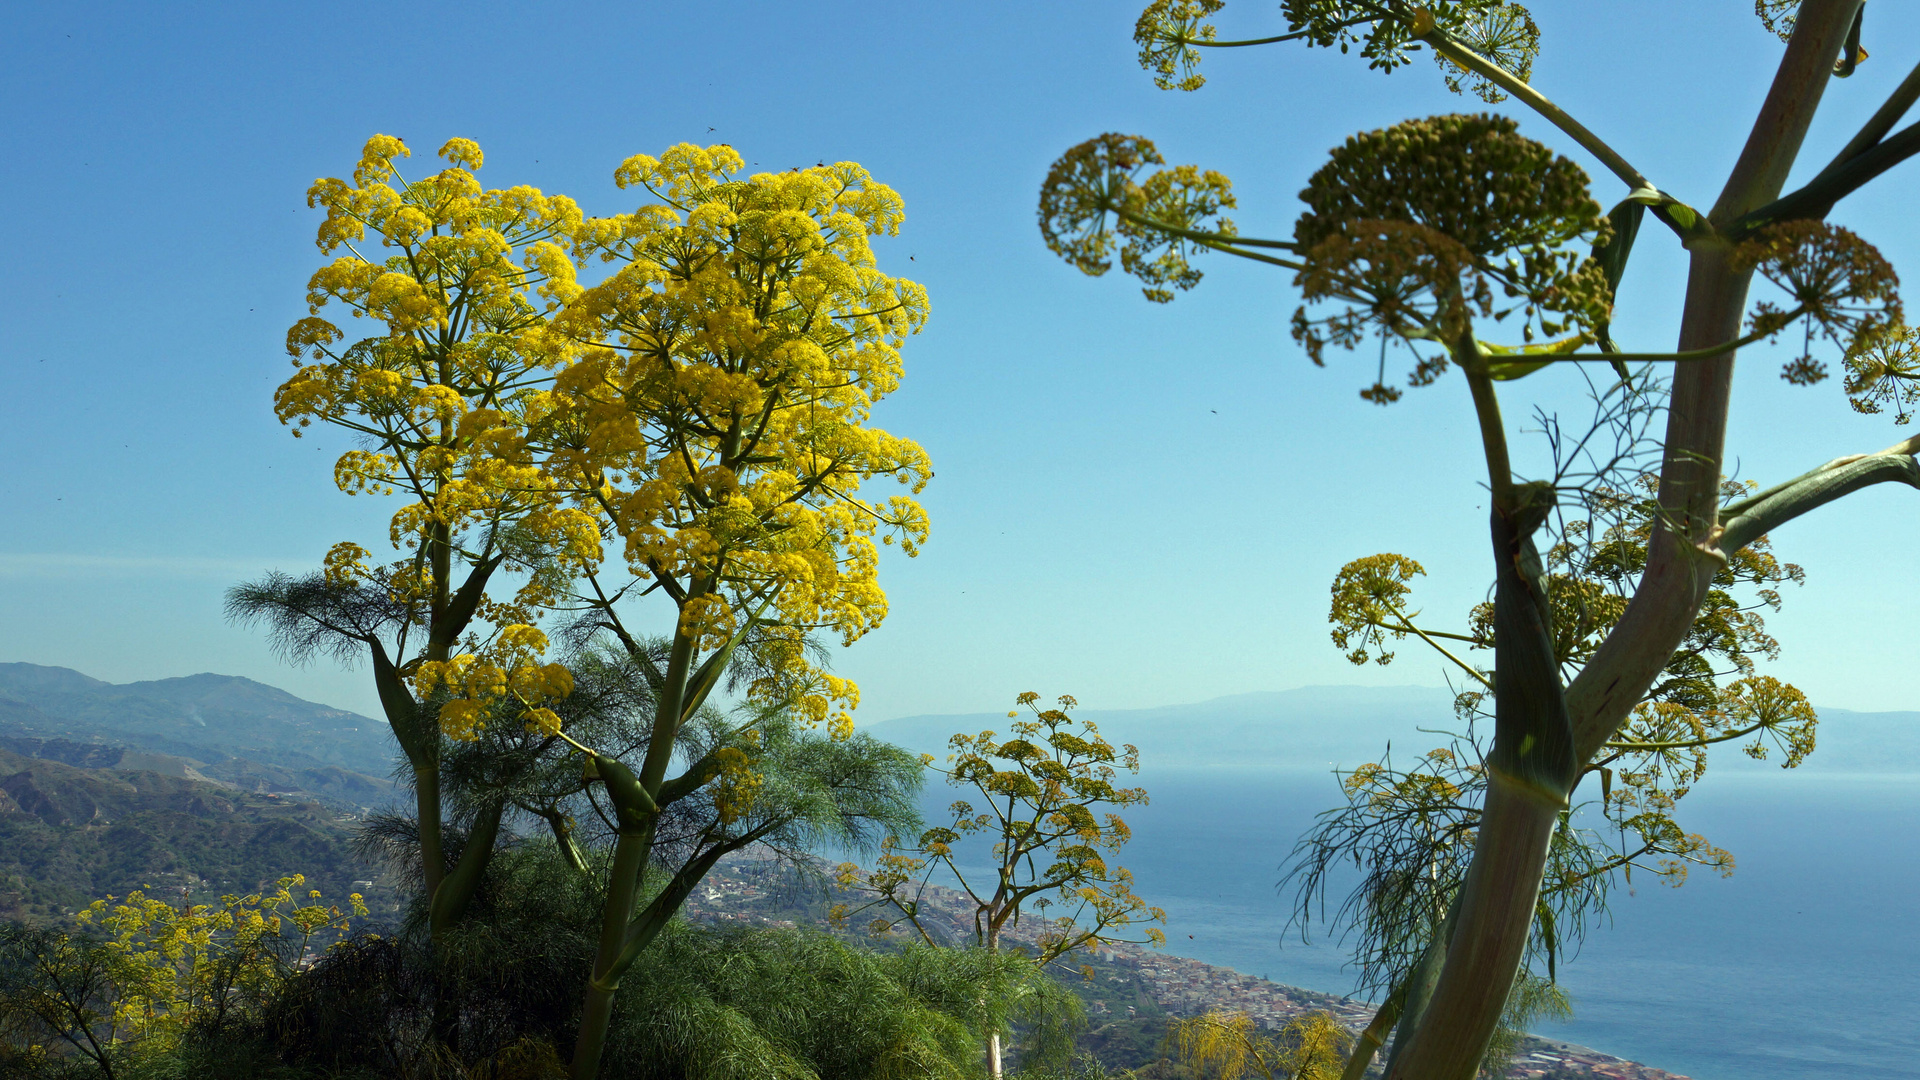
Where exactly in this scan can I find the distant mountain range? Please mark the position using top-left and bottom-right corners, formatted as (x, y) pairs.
(0, 662), (399, 811)
(865, 685), (1449, 773)
(864, 684), (1920, 777)
(4, 663), (1910, 804)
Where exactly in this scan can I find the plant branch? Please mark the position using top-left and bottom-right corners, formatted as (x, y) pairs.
(1718, 434), (1920, 554)
(1382, 617), (1493, 690)
(1821, 54), (1920, 176)
(1487, 321), (1792, 368)
(1459, 346), (1515, 506)
(1110, 206), (1305, 267)
(1190, 31), (1310, 47)
(1568, 2), (1862, 770)
(1734, 120), (1920, 236)
(1413, 17), (1653, 197)
(1604, 718), (1773, 753)
(1712, 1), (1861, 223)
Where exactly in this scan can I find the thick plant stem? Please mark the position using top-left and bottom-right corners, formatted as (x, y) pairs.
(1380, 904), (1454, 1076)
(1344, 1004), (1396, 1080)
(430, 799), (506, 938)
(1566, 246), (1748, 761)
(413, 746), (445, 903)
(570, 823), (651, 1080)
(1385, 361), (1574, 1080)
(1386, 509), (1570, 1078)
(985, 922), (1007, 1080)
(1349, 970), (1411, 1080)
(1384, 773), (1562, 1080)
(570, 619), (703, 1079)
(1382, 12), (1860, 1079)
(1567, 0), (1858, 765)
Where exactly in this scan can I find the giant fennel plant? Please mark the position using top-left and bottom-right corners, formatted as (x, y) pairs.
(1039, 4), (1920, 1078)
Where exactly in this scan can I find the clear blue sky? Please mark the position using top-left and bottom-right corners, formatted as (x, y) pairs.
(3, 1), (1916, 722)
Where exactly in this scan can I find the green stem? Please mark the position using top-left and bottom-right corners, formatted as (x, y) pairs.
(415, 759), (446, 911)
(1111, 206), (1303, 263)
(1191, 32), (1307, 47)
(1459, 350), (1514, 506)
(1818, 54), (1920, 177)
(428, 798), (506, 938)
(1344, 979), (1409, 1080)
(1384, 772), (1561, 1080)
(1718, 440), (1920, 555)
(641, 621), (699, 790)
(1414, 23), (1653, 196)
(1605, 716), (1782, 753)
(1387, 618), (1492, 690)
(1183, 11), (1379, 50)
(1491, 320), (1793, 368)
(539, 808), (590, 874)
(1382, 912), (1451, 1076)
(570, 825), (650, 1080)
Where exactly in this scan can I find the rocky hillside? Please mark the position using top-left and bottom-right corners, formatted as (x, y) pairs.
(0, 746), (400, 923)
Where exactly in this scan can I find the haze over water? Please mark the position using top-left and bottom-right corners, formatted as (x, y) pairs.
(1117, 767), (1920, 1080)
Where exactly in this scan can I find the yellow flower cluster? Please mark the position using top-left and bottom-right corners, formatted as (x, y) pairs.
(412, 624), (574, 740)
(546, 144), (931, 725)
(277, 135), (600, 588)
(280, 135), (932, 757)
(1327, 553), (1428, 665)
(709, 745), (762, 826)
(73, 874), (365, 1050)
(275, 135), (621, 753)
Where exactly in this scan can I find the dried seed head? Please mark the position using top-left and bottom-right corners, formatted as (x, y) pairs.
(1291, 114), (1610, 401)
(1734, 220), (1902, 387)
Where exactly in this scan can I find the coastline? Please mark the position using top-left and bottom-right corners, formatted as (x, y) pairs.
(683, 853), (1692, 1079)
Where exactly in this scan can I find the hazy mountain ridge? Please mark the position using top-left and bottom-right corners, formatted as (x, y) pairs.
(0, 662), (394, 774)
(865, 685), (1920, 776)
(0, 662), (399, 811)
(867, 685), (1480, 772)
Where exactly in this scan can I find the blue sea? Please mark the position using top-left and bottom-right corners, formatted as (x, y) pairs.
(1061, 766), (1920, 1080)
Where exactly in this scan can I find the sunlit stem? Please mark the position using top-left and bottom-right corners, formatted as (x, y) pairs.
(1413, 24), (1654, 197)
(1380, 615), (1493, 690)
(1110, 205), (1304, 266)
(1188, 32), (1308, 47)
(1603, 717), (1776, 753)
(1495, 320), (1795, 368)
(1176, 11), (1381, 49)
(1716, 436), (1920, 557)
(1385, 771), (1559, 1080)
(1457, 342), (1515, 507)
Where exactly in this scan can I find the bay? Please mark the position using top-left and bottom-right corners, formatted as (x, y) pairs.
(1085, 766), (1920, 1080)
(867, 691), (1920, 1078)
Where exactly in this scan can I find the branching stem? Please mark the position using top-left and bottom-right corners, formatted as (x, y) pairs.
(1413, 22), (1654, 197)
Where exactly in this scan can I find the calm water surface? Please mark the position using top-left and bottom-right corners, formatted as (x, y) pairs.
(1082, 767), (1920, 1080)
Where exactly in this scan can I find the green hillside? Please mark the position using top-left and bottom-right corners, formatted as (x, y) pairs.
(0, 747), (400, 923)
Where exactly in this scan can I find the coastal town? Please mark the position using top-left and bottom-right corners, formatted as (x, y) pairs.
(680, 853), (1692, 1080)
(1083, 942), (1689, 1080)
